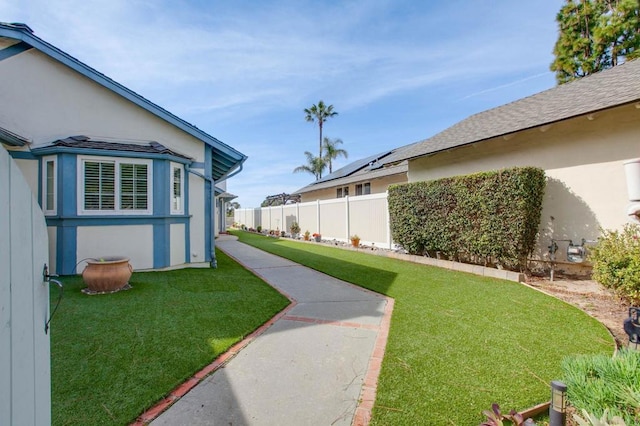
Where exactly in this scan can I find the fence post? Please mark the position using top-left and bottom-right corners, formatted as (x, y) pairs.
(385, 192), (392, 249)
(345, 195), (350, 240)
(280, 204), (284, 233)
(316, 199), (321, 234)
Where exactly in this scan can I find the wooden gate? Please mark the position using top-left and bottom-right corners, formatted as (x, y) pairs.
(0, 145), (51, 425)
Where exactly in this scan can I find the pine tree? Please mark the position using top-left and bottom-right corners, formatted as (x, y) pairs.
(550, 0), (640, 84)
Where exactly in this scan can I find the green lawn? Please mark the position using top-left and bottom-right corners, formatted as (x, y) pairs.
(232, 230), (614, 425)
(50, 248), (290, 426)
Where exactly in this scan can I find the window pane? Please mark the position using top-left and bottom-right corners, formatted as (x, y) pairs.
(119, 163), (148, 210)
(84, 161), (115, 210)
(364, 183), (371, 195)
(343, 187), (349, 196)
(336, 188), (342, 198)
(173, 166), (182, 211)
(46, 160), (55, 210)
(355, 184), (362, 196)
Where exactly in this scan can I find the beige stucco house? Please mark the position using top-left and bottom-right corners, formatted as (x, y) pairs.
(294, 150), (408, 202)
(0, 22), (246, 274)
(385, 59), (640, 270)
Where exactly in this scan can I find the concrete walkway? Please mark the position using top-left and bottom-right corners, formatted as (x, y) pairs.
(140, 235), (393, 426)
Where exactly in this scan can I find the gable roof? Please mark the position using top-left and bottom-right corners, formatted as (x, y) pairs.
(387, 59), (640, 164)
(0, 22), (247, 181)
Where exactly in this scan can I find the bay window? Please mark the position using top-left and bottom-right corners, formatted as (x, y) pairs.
(42, 156), (57, 215)
(78, 156), (152, 215)
(171, 163), (184, 214)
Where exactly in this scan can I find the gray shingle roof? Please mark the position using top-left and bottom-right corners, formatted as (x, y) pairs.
(294, 161), (407, 194)
(49, 135), (193, 159)
(389, 59), (640, 163)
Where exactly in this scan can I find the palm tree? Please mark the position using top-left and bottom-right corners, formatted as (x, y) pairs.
(322, 137), (348, 174)
(293, 151), (327, 180)
(304, 100), (338, 160)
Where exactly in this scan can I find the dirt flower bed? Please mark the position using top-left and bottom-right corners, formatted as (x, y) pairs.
(526, 276), (630, 348)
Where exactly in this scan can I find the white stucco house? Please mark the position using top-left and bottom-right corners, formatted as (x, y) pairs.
(0, 22), (247, 275)
(385, 58), (640, 269)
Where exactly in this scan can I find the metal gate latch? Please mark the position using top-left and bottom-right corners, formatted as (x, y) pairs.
(43, 264), (63, 334)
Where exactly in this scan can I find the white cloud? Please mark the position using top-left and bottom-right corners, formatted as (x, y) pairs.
(4, 0), (566, 207)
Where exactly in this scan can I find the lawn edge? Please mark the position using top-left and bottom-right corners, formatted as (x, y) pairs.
(223, 235), (396, 426)
(130, 248), (298, 425)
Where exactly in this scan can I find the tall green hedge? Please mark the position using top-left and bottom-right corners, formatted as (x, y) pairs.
(388, 167), (545, 270)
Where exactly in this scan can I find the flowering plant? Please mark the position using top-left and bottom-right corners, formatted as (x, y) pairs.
(312, 233), (321, 238)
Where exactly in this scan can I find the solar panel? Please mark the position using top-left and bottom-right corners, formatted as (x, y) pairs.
(314, 150), (392, 184)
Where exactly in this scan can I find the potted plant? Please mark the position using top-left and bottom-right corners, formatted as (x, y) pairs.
(350, 235), (360, 247)
(303, 230), (311, 241)
(82, 256), (133, 293)
(312, 232), (321, 242)
(290, 222), (301, 238)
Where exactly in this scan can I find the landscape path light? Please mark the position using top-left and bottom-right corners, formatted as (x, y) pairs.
(549, 380), (567, 426)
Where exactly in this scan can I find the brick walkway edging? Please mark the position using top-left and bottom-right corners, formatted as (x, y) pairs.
(130, 296), (299, 426)
(131, 240), (395, 426)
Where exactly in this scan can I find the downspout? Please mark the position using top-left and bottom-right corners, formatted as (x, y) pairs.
(186, 165), (217, 268)
(186, 155), (246, 268)
(212, 157), (245, 237)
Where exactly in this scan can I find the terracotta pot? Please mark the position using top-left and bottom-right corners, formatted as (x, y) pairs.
(351, 239), (360, 247)
(82, 256), (133, 293)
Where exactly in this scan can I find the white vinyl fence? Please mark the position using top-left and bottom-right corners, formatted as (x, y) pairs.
(1, 145), (51, 426)
(234, 193), (393, 248)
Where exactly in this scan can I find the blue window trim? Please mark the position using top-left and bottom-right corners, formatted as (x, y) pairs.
(7, 150), (37, 160)
(31, 146), (192, 164)
(45, 152), (193, 274)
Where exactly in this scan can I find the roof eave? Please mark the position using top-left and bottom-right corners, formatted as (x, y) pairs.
(400, 99), (640, 163)
(0, 126), (29, 146)
(0, 23), (246, 160)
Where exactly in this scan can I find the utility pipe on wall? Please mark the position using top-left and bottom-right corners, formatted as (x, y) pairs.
(186, 165), (217, 268)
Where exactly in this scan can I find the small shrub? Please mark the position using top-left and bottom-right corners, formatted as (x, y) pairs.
(290, 222), (300, 234)
(256, 225), (262, 233)
(561, 349), (640, 424)
(589, 224), (640, 303)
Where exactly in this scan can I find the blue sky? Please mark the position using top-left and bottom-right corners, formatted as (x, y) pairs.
(3, 0), (565, 207)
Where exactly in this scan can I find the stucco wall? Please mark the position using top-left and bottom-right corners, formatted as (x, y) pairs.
(14, 158), (38, 196)
(170, 223), (186, 265)
(0, 49), (205, 159)
(300, 173), (406, 202)
(77, 225), (154, 270)
(0, 47), (216, 271)
(407, 103), (640, 263)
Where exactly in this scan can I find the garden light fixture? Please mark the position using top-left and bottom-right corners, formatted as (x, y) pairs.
(549, 381), (567, 426)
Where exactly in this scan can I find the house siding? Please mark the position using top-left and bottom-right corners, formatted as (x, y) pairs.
(0, 45), (216, 273)
(299, 173), (406, 202)
(407, 102), (640, 262)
